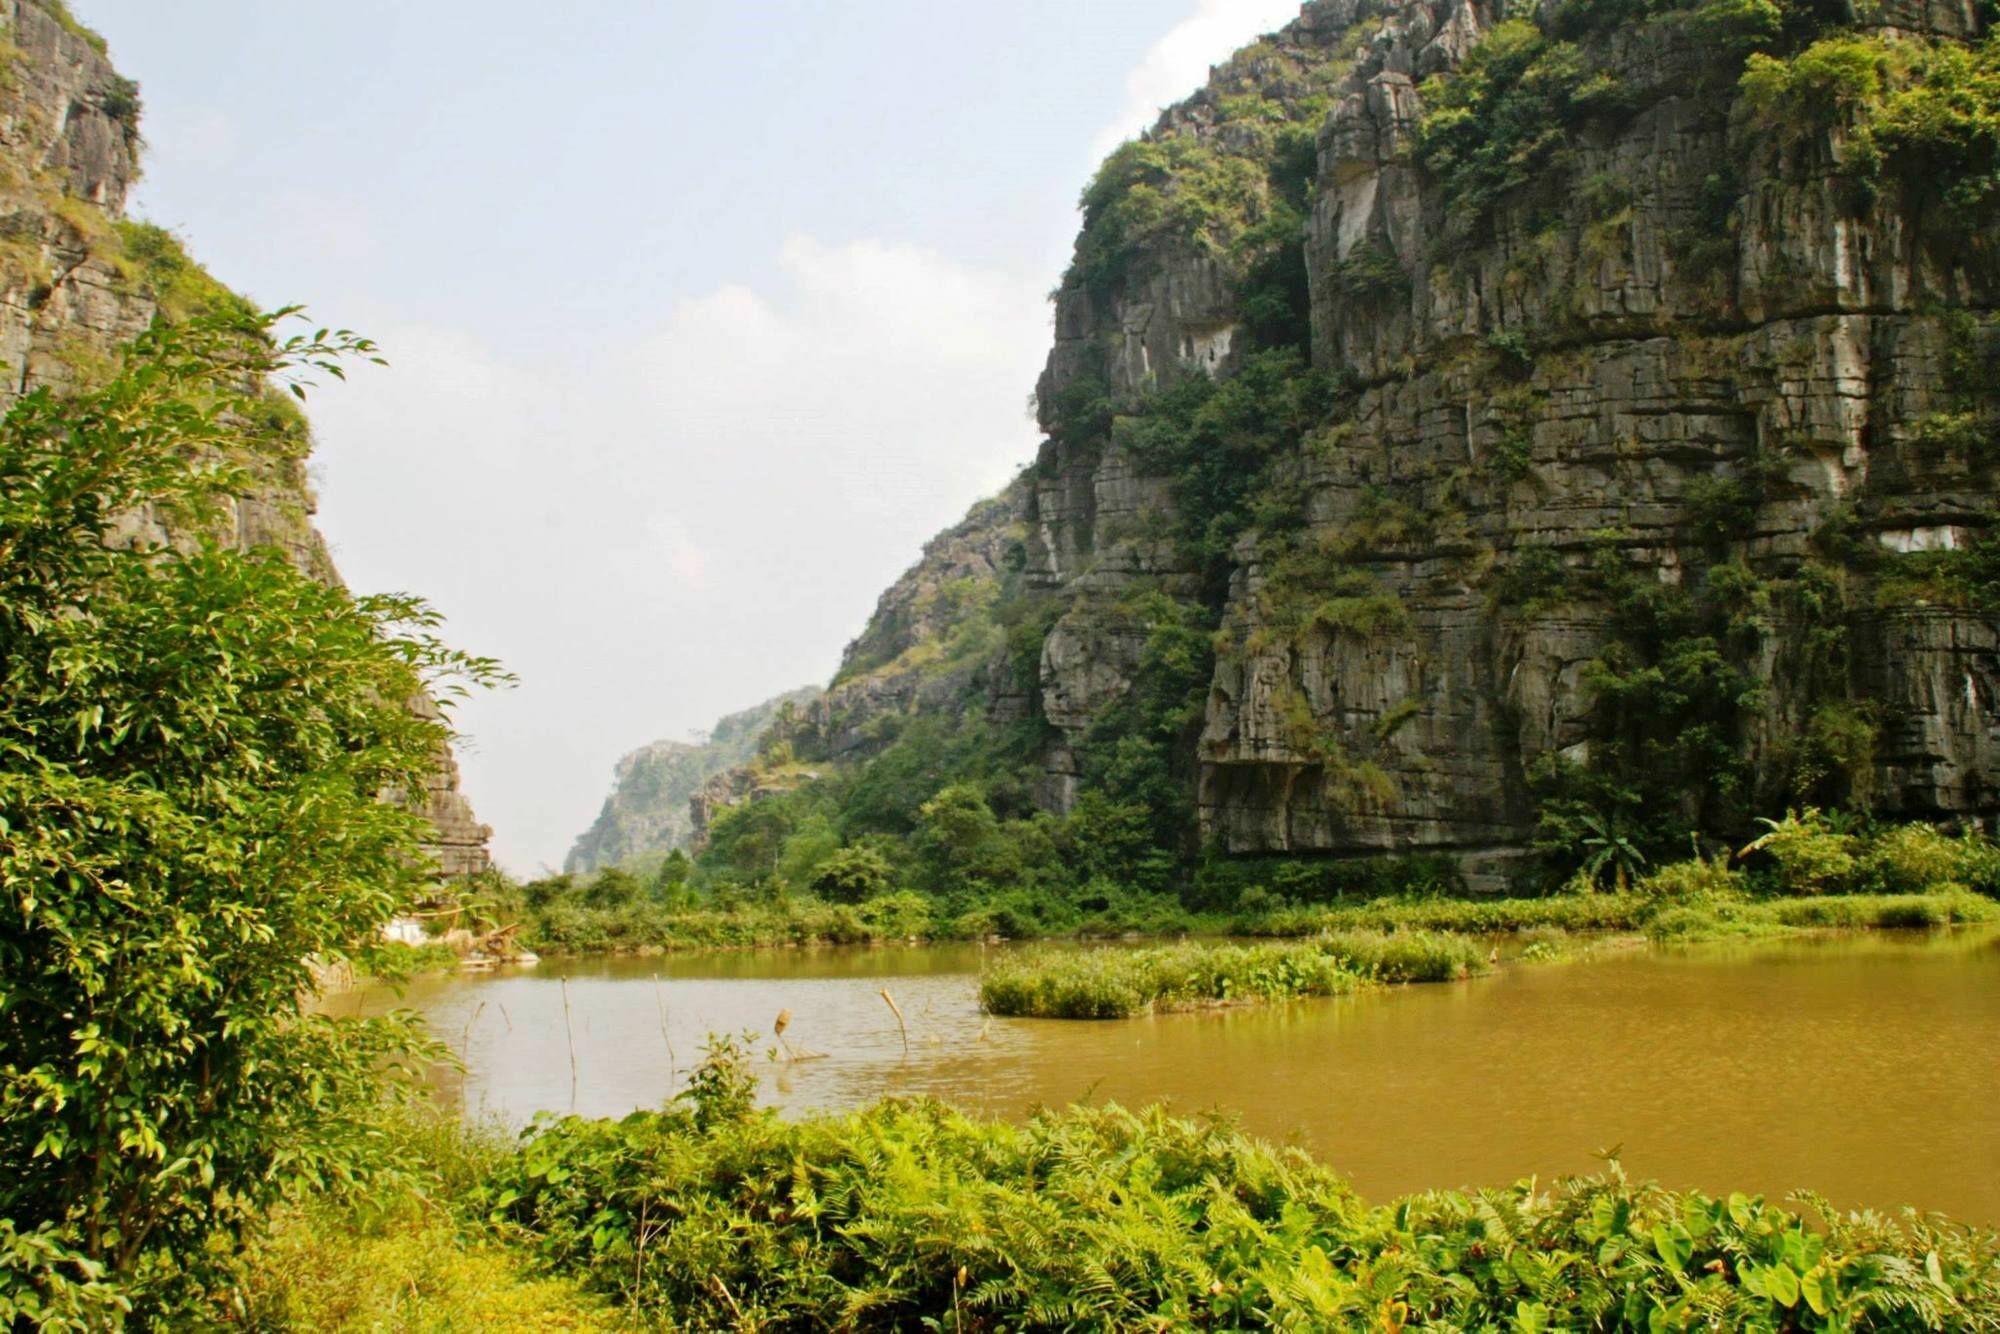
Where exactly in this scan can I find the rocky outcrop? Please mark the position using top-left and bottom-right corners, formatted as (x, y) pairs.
(0, 2), (492, 874)
(684, 484), (1038, 845)
(721, 0), (2000, 886)
(806, 483), (1031, 760)
(567, 686), (819, 872)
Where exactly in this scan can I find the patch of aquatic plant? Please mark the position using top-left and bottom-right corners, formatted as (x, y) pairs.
(1515, 925), (1580, 962)
(979, 931), (1486, 1019)
(1313, 927), (1490, 983)
(978, 940), (1362, 1018)
(475, 1037), (2000, 1329)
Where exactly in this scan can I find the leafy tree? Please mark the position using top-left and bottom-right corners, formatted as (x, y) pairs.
(650, 849), (694, 907)
(0, 311), (501, 1320)
(701, 798), (796, 885)
(582, 866), (641, 909)
(807, 845), (893, 905)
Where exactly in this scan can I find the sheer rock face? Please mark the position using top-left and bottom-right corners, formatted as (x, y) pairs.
(1184, 4), (2000, 882)
(0, 2), (491, 875)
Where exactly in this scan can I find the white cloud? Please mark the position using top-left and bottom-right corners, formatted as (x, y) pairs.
(305, 235), (1048, 874)
(1092, 0), (1306, 158)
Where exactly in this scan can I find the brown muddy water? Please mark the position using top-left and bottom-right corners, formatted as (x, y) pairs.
(341, 928), (2000, 1222)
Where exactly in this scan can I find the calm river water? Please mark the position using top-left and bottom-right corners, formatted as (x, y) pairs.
(343, 928), (2000, 1223)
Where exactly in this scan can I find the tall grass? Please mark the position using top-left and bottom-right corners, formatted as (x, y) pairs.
(232, 1114), (613, 1330)
(980, 931), (1487, 1019)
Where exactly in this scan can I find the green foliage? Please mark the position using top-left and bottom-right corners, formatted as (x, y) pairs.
(1742, 33), (2000, 222)
(1870, 528), (2000, 611)
(483, 1079), (2000, 1328)
(1416, 22), (1619, 242)
(1681, 0), (1787, 53)
(1189, 853), (1463, 912)
(1068, 68), (1330, 303)
(1071, 136), (1267, 294)
(1511, 540), (1772, 871)
(35, 0), (108, 55)
(1634, 844), (1744, 903)
(234, 1115), (612, 1331)
(1740, 34), (1900, 135)
(1071, 593), (1218, 872)
(677, 1032), (760, 1132)
(1232, 123), (1320, 353)
(1576, 810), (1650, 892)
(0, 312), (502, 1318)
(650, 848), (693, 905)
(1324, 236), (1409, 302)
(808, 843), (894, 904)
(97, 74), (141, 146)
(1117, 349), (1337, 595)
(700, 796), (797, 886)
(1738, 808), (1861, 894)
(1493, 543), (1571, 610)
(512, 877), (938, 953)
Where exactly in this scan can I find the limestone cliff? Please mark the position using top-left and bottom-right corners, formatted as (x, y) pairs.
(0, 1), (491, 874)
(566, 686), (820, 872)
(714, 0), (2000, 887)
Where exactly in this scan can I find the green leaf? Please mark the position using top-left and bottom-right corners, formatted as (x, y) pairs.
(1799, 1263), (1831, 1316)
(1652, 1221), (1693, 1273)
(1766, 1261), (1801, 1308)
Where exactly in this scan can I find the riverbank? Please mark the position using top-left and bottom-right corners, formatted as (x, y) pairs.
(436, 817), (2000, 966)
(239, 1051), (2000, 1329)
(394, 884), (1996, 989)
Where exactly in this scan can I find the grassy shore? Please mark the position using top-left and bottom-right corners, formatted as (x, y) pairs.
(240, 1050), (2000, 1330)
(1246, 885), (1998, 941)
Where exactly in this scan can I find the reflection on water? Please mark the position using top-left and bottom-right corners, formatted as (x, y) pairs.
(343, 929), (2000, 1223)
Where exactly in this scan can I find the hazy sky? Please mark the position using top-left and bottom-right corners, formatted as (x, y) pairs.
(80, 0), (1302, 873)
